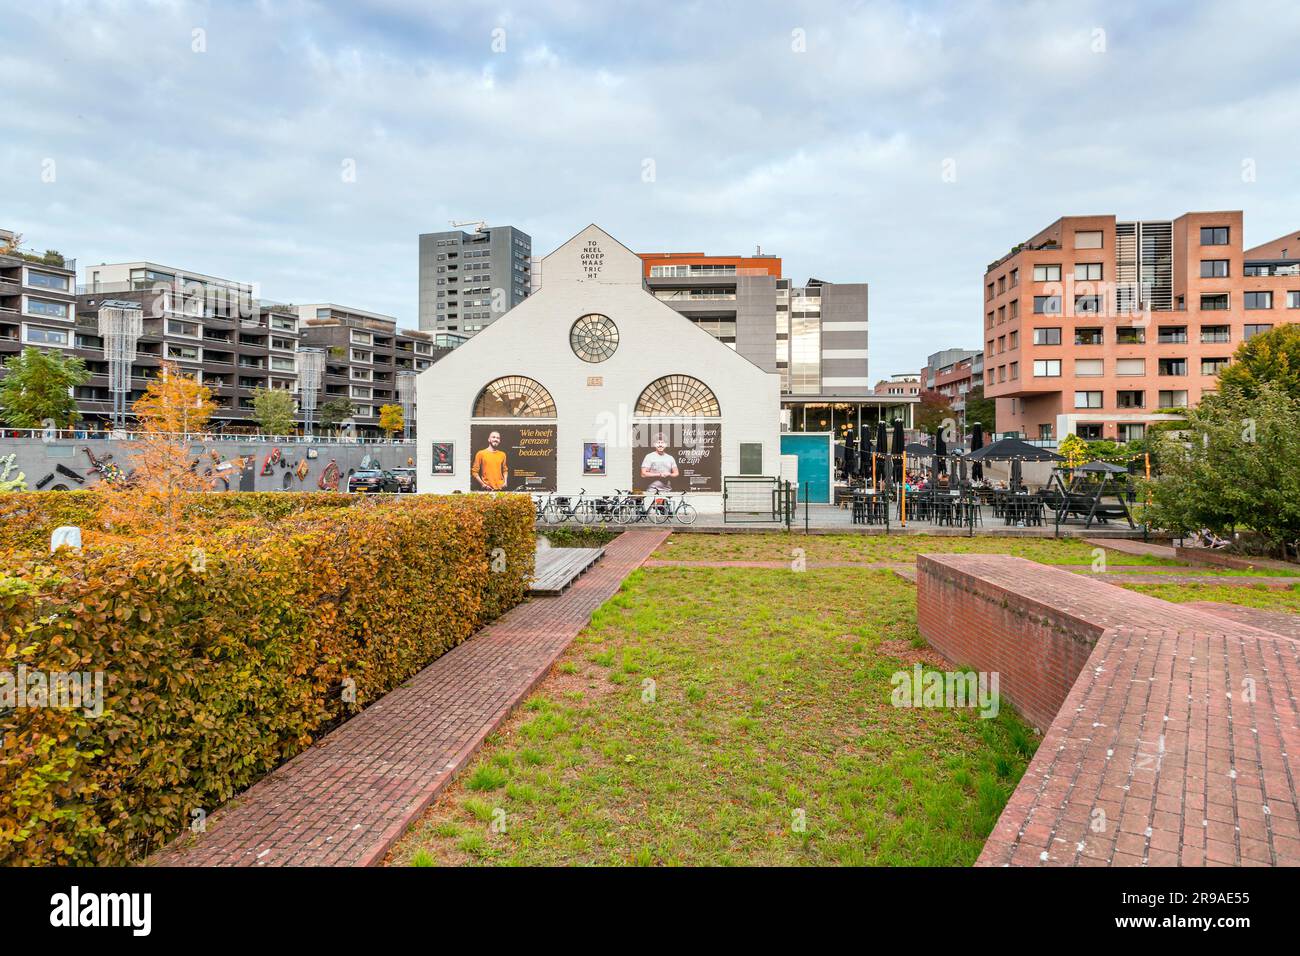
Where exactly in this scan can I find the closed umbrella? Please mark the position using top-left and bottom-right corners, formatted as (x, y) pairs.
(1010, 457), (1023, 490)
(891, 419), (905, 485)
(860, 431), (873, 480)
(875, 421), (888, 489)
(844, 430), (858, 478)
(970, 423), (984, 481)
(935, 430), (947, 476)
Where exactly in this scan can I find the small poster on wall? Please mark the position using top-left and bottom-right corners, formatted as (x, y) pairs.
(430, 442), (454, 475)
(583, 442), (606, 476)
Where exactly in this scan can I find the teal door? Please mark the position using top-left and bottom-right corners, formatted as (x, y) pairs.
(780, 434), (831, 503)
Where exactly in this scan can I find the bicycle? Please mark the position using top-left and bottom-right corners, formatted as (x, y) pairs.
(544, 489), (593, 524)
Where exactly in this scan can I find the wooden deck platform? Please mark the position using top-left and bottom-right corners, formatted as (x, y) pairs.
(529, 546), (606, 595)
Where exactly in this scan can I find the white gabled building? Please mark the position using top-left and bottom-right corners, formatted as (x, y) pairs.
(415, 225), (781, 513)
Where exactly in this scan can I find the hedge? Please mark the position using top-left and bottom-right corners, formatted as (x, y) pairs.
(0, 493), (535, 865)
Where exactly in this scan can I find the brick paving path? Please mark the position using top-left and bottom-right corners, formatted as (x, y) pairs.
(1186, 601), (1300, 641)
(1084, 537), (1179, 560)
(933, 556), (1300, 868)
(154, 530), (669, 867)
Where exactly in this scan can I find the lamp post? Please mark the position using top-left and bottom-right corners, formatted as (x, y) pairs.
(396, 370), (416, 441)
(296, 347), (326, 438)
(97, 302), (143, 430)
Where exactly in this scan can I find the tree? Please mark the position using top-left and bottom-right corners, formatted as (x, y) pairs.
(0, 346), (89, 428)
(318, 397), (354, 432)
(963, 384), (996, 435)
(102, 362), (218, 533)
(251, 386), (297, 435)
(1057, 433), (1089, 468)
(378, 403), (404, 440)
(914, 389), (956, 435)
(1217, 323), (1300, 402)
(1145, 383), (1300, 555)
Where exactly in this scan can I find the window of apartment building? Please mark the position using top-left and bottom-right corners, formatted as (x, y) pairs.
(270, 316), (295, 332)
(1033, 327), (1061, 345)
(1074, 295), (1102, 314)
(1116, 390), (1145, 409)
(997, 365), (1006, 382)
(270, 356), (295, 372)
(350, 385), (372, 399)
(21, 325), (70, 347)
(1290, 291), (1300, 309)
(270, 336), (295, 351)
(1010, 268), (1018, 286)
(1199, 259), (1229, 278)
(1033, 359), (1061, 377)
(166, 319), (199, 338)
(997, 305), (1005, 323)
(1009, 331), (1019, 348)
(349, 367), (372, 381)
(1033, 264), (1061, 282)
(986, 282), (994, 300)
(1033, 295), (1061, 315)
(1009, 299), (1019, 319)
(1159, 390), (1189, 408)
(1200, 294), (1229, 311)
(1074, 262), (1103, 281)
(986, 311), (994, 329)
(350, 348), (371, 363)
(1157, 325), (1187, 344)
(1074, 391), (1103, 409)
(1244, 291), (1273, 309)
(350, 330), (372, 344)
(25, 269), (70, 292)
(1200, 226), (1230, 245)
(997, 276), (1006, 295)
(1076, 424), (1104, 440)
(1075, 230), (1103, 249)
(1118, 423), (1146, 442)
(1201, 357), (1230, 376)
(167, 344), (200, 362)
(1038, 424), (1054, 440)
(1116, 358), (1146, 376)
(1244, 323), (1274, 340)
(1200, 325), (1230, 344)
(1158, 358), (1187, 376)
(1075, 327), (1103, 345)
(1115, 327), (1145, 345)
(997, 335), (1006, 352)
(24, 297), (69, 320)
(1075, 359), (1104, 377)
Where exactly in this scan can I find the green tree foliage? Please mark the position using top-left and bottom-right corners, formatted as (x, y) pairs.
(250, 386), (297, 435)
(963, 384), (996, 434)
(318, 396), (354, 431)
(0, 346), (89, 428)
(914, 389), (955, 435)
(1145, 383), (1300, 553)
(1217, 323), (1300, 401)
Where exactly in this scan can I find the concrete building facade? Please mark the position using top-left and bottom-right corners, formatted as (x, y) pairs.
(983, 211), (1300, 441)
(418, 224), (532, 336)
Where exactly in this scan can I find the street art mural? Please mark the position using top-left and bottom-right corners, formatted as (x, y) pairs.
(318, 460), (341, 491)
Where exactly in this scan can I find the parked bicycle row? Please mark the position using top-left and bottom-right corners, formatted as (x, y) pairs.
(533, 489), (698, 525)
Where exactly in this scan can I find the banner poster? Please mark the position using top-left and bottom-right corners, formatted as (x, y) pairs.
(583, 442), (606, 476)
(631, 421), (721, 493)
(430, 442), (454, 475)
(469, 423), (556, 492)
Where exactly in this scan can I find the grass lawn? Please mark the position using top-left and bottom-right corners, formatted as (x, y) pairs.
(653, 532), (1185, 566)
(1118, 580), (1300, 612)
(388, 565), (1037, 867)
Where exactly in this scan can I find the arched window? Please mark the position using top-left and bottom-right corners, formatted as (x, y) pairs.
(634, 375), (720, 417)
(473, 376), (557, 418)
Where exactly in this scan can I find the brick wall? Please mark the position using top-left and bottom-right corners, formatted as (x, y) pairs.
(915, 554), (1105, 732)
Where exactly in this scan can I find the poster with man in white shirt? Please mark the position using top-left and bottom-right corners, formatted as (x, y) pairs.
(632, 422), (721, 494)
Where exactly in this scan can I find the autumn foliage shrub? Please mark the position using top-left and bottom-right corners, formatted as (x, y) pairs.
(0, 493), (535, 865)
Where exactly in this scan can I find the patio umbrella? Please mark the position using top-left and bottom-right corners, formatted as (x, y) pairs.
(1080, 459), (1126, 474)
(875, 421), (888, 489)
(970, 423), (984, 481)
(860, 431), (873, 479)
(1010, 457), (1023, 490)
(904, 441), (935, 457)
(935, 430), (947, 476)
(966, 437), (1064, 462)
(891, 419), (905, 484)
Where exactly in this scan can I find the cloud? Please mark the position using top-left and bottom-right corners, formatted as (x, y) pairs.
(2, 0), (1299, 380)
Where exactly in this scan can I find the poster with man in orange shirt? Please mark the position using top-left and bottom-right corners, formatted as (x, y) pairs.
(469, 423), (556, 492)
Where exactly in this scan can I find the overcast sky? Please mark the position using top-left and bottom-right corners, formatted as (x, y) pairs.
(5, 0), (1299, 379)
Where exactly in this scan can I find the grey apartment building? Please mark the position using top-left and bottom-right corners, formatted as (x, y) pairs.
(417, 224), (532, 335)
(639, 251), (912, 435)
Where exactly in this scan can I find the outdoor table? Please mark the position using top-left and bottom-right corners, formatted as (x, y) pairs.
(852, 491), (886, 525)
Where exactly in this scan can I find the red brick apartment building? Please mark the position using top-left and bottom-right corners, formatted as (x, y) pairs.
(983, 211), (1299, 441)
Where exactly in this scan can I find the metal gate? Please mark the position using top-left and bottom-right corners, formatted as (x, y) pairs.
(723, 476), (795, 525)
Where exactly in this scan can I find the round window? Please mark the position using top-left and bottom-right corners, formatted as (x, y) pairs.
(570, 314), (619, 363)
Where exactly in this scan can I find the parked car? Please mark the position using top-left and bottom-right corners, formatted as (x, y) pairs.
(390, 467), (417, 493)
(347, 469), (398, 493)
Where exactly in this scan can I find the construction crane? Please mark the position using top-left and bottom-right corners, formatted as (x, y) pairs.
(449, 219), (488, 233)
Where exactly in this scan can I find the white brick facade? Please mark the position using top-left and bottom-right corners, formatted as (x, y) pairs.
(416, 225), (781, 512)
